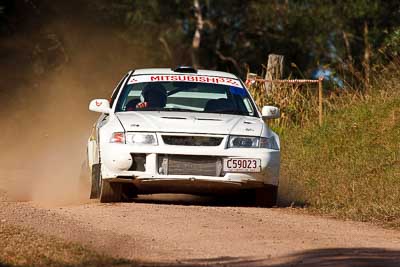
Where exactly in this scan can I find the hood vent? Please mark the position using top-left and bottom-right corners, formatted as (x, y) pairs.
(196, 118), (222, 121)
(161, 116), (187, 120)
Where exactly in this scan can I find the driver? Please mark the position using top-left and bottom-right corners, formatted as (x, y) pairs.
(136, 83), (167, 109)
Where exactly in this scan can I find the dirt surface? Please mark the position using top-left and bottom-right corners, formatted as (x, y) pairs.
(1, 188), (400, 267)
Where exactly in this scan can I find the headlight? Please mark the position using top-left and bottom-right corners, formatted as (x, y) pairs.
(126, 132), (158, 145)
(228, 136), (260, 148)
(228, 135), (279, 150)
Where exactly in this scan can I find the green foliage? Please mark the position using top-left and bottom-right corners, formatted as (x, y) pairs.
(383, 28), (400, 57)
(3, 1), (400, 79)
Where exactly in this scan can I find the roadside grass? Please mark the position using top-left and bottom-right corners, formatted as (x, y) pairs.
(278, 87), (400, 227)
(0, 223), (133, 267)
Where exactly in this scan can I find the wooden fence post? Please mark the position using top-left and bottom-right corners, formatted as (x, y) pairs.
(318, 77), (323, 126)
(265, 54), (284, 93)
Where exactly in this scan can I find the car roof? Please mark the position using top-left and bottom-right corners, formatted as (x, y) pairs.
(131, 68), (239, 79)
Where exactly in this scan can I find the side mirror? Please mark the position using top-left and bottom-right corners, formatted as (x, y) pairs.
(89, 99), (111, 114)
(262, 106), (280, 119)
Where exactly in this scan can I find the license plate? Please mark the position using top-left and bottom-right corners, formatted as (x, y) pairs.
(223, 158), (261, 173)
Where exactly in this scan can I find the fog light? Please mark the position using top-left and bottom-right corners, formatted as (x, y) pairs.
(109, 155), (132, 171)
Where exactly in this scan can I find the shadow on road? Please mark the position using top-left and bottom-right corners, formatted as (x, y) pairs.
(131, 193), (262, 208)
(129, 191), (304, 209)
(2, 248), (400, 267)
(173, 248), (400, 267)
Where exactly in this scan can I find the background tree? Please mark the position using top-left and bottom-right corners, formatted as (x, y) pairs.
(2, 0), (400, 86)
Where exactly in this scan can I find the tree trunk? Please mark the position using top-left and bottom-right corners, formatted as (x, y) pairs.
(342, 31), (356, 76)
(265, 54), (284, 93)
(362, 21), (371, 92)
(191, 0), (203, 68)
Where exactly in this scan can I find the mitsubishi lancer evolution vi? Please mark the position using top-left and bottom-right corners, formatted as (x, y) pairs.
(86, 66), (280, 206)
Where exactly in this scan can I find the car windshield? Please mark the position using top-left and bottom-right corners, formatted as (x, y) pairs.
(115, 75), (258, 117)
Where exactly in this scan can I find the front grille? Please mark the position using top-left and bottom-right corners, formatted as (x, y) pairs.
(158, 154), (222, 176)
(162, 135), (223, 146)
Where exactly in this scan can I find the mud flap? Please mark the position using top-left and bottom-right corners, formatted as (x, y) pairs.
(90, 163), (101, 199)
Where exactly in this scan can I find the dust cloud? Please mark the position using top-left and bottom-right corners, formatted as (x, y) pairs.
(0, 1), (160, 206)
(0, 59), (92, 205)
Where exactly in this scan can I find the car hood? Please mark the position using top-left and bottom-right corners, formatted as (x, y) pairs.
(116, 111), (263, 136)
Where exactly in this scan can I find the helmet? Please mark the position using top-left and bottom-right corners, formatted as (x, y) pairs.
(140, 83), (167, 108)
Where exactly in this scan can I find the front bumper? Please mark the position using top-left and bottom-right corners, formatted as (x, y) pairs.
(100, 139), (280, 193)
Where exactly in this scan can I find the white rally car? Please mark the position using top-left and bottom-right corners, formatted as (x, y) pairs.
(86, 67), (280, 206)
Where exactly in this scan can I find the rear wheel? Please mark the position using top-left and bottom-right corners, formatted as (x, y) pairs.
(254, 185), (278, 207)
(100, 180), (122, 203)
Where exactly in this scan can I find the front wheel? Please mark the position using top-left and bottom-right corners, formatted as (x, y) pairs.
(91, 163), (122, 202)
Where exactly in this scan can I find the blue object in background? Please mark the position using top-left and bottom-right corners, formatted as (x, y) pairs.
(312, 68), (344, 88)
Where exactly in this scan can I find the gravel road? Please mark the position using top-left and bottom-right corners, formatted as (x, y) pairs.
(1, 188), (400, 266)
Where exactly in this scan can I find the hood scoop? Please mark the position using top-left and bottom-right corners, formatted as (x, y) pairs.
(161, 116), (222, 122)
(196, 118), (222, 121)
(161, 116), (187, 120)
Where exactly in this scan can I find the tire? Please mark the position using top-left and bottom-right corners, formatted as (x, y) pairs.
(100, 180), (122, 203)
(90, 163), (101, 199)
(254, 185), (278, 208)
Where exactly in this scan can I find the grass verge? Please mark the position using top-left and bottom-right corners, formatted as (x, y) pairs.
(0, 223), (132, 267)
(279, 88), (400, 227)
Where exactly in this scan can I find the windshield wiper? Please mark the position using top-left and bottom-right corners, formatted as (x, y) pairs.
(132, 107), (200, 112)
(134, 108), (163, 111)
(162, 108), (201, 112)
